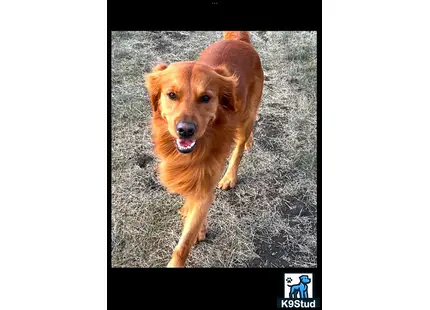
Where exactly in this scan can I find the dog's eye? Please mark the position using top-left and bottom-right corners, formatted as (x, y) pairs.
(200, 95), (210, 103)
(167, 92), (177, 100)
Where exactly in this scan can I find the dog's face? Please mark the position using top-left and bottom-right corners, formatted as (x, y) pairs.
(145, 62), (238, 154)
(299, 275), (311, 284)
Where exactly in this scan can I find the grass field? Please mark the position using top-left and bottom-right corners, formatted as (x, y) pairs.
(111, 31), (317, 268)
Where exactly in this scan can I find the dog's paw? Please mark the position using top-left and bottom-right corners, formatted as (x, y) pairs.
(245, 133), (253, 151)
(167, 252), (185, 268)
(192, 235), (205, 245)
(218, 174), (237, 190)
(191, 222), (208, 245)
(167, 260), (184, 268)
(197, 222), (208, 242)
(178, 206), (188, 218)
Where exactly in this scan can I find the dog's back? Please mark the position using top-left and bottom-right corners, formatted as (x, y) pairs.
(196, 31), (264, 116)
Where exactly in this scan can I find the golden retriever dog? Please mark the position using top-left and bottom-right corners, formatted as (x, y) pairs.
(144, 31), (264, 267)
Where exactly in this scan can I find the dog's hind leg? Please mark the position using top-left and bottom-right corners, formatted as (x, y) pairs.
(167, 195), (213, 268)
(197, 217), (208, 242)
(245, 131), (253, 151)
(178, 201), (207, 242)
(217, 122), (253, 190)
(245, 79), (263, 153)
(290, 289), (297, 299)
(218, 79), (263, 190)
(178, 201), (191, 219)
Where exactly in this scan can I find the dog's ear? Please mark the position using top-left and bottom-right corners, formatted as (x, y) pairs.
(144, 63), (168, 112)
(214, 65), (238, 112)
(151, 63), (168, 72)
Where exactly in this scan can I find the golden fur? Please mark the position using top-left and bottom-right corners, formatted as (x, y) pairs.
(144, 31), (264, 267)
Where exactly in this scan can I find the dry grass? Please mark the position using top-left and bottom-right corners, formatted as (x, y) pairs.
(111, 31), (317, 268)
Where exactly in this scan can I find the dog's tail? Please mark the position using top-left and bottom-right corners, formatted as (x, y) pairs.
(223, 31), (251, 44)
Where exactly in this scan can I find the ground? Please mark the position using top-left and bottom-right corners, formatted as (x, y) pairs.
(111, 31), (317, 268)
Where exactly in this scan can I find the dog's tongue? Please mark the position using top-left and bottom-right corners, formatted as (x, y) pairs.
(177, 139), (194, 147)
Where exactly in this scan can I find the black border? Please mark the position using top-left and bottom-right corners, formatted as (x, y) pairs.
(108, 1), (322, 309)
(108, 1), (320, 30)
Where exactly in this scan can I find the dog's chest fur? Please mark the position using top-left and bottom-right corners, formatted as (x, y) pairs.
(151, 114), (236, 199)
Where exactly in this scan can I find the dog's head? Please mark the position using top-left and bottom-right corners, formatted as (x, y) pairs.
(299, 275), (311, 284)
(144, 61), (238, 154)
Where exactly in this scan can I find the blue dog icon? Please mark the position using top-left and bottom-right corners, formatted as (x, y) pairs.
(287, 275), (311, 299)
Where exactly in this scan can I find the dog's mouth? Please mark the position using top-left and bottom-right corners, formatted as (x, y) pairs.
(175, 138), (196, 154)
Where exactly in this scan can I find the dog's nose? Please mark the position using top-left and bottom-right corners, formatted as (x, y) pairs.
(176, 121), (196, 138)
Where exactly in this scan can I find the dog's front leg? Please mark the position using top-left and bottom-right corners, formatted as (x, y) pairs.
(167, 195), (213, 268)
(299, 286), (307, 299)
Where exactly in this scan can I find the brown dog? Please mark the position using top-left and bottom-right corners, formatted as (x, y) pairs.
(144, 31), (264, 267)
